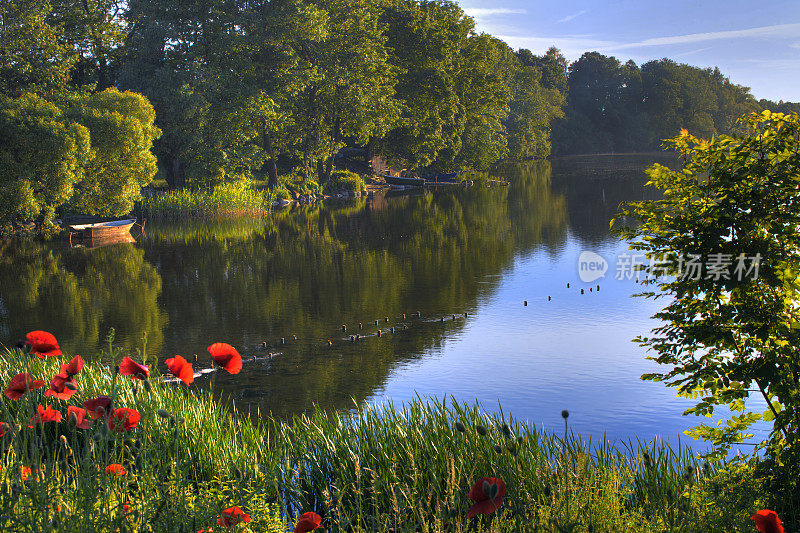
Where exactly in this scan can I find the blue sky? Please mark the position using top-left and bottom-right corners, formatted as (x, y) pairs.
(457, 1), (800, 102)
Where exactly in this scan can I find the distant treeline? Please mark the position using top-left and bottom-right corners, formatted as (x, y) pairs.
(551, 52), (798, 155)
(0, 0), (797, 228)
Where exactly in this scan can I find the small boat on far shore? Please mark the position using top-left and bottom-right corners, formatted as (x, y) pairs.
(68, 219), (137, 240)
(384, 175), (426, 187)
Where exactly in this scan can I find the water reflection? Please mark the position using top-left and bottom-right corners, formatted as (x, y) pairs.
(1, 157), (677, 436)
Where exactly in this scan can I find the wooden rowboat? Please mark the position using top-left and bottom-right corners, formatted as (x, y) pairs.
(68, 219), (136, 239)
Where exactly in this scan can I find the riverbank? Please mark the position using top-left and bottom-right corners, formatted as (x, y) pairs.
(0, 338), (765, 531)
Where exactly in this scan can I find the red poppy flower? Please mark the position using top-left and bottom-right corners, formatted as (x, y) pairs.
(294, 511), (322, 533)
(83, 396), (113, 419)
(25, 330), (62, 358)
(19, 466), (32, 481)
(0, 422), (9, 437)
(4, 373), (45, 400)
(105, 464), (126, 476)
(751, 510), (785, 533)
(197, 529), (214, 533)
(108, 408), (140, 433)
(217, 506), (251, 527)
(28, 404), (62, 427)
(44, 372), (76, 400)
(165, 355), (194, 385)
(120, 503), (130, 516)
(466, 477), (506, 519)
(67, 406), (91, 429)
(119, 357), (150, 380)
(62, 355), (84, 376)
(207, 343), (242, 374)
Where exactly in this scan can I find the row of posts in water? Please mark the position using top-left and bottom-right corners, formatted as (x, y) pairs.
(524, 282), (601, 306)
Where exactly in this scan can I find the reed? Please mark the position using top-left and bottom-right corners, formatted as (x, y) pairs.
(139, 181), (272, 219)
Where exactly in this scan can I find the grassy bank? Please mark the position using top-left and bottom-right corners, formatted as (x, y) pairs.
(0, 341), (765, 532)
(140, 181), (275, 219)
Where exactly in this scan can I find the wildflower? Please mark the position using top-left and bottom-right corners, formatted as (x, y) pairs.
(680, 128), (689, 137)
(24, 331), (62, 358)
(67, 406), (91, 429)
(108, 408), (141, 433)
(165, 355), (194, 385)
(83, 396), (113, 419)
(0, 422), (9, 437)
(4, 373), (45, 400)
(44, 373), (77, 400)
(476, 424), (487, 436)
(120, 503), (130, 516)
(467, 477), (506, 519)
(750, 510), (784, 533)
(61, 355), (84, 376)
(561, 410), (569, 419)
(294, 511), (322, 533)
(119, 357), (150, 380)
(217, 506), (251, 527)
(29, 404), (62, 427)
(454, 421), (466, 433)
(105, 464), (126, 476)
(19, 466), (34, 481)
(207, 343), (242, 374)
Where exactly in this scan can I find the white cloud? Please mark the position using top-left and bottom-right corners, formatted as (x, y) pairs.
(603, 23), (800, 51)
(495, 35), (617, 59)
(673, 47), (713, 58)
(463, 8), (526, 18)
(557, 10), (588, 23)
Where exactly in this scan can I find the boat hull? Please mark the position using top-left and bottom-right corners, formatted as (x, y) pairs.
(69, 219), (136, 239)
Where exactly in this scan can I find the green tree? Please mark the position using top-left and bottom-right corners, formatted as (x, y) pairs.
(65, 88), (161, 215)
(0, 0), (77, 97)
(0, 93), (90, 228)
(506, 48), (565, 160)
(617, 111), (800, 521)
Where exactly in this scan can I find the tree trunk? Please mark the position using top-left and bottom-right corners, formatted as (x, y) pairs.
(262, 128), (278, 189)
(316, 159), (325, 183)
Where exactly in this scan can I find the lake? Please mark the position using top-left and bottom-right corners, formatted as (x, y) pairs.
(1, 154), (762, 452)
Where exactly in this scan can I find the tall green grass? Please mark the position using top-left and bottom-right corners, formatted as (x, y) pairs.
(140, 181), (272, 219)
(0, 342), (761, 531)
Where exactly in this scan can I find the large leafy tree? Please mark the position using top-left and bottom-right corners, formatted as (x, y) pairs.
(0, 93), (90, 227)
(65, 88), (161, 215)
(0, 0), (77, 97)
(288, 0), (399, 183)
(617, 110), (800, 520)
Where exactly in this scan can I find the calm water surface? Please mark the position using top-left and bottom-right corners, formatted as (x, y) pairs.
(1, 155), (762, 451)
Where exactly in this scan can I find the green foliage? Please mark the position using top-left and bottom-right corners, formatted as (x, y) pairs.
(553, 54), (762, 155)
(0, 344), (283, 531)
(140, 180), (270, 219)
(0, 93), (91, 228)
(65, 88), (161, 216)
(0, 0), (77, 97)
(616, 110), (800, 523)
(0, 89), (160, 228)
(324, 169), (365, 193)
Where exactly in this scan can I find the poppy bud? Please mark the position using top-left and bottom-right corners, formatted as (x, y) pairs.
(643, 452), (651, 467)
(234, 468), (243, 481)
(59, 435), (69, 450)
(454, 422), (466, 433)
(502, 424), (511, 438)
(561, 410), (569, 420)
(169, 416), (176, 427)
(64, 382), (78, 391)
(476, 424), (487, 436)
(493, 445), (503, 454)
(157, 409), (171, 419)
